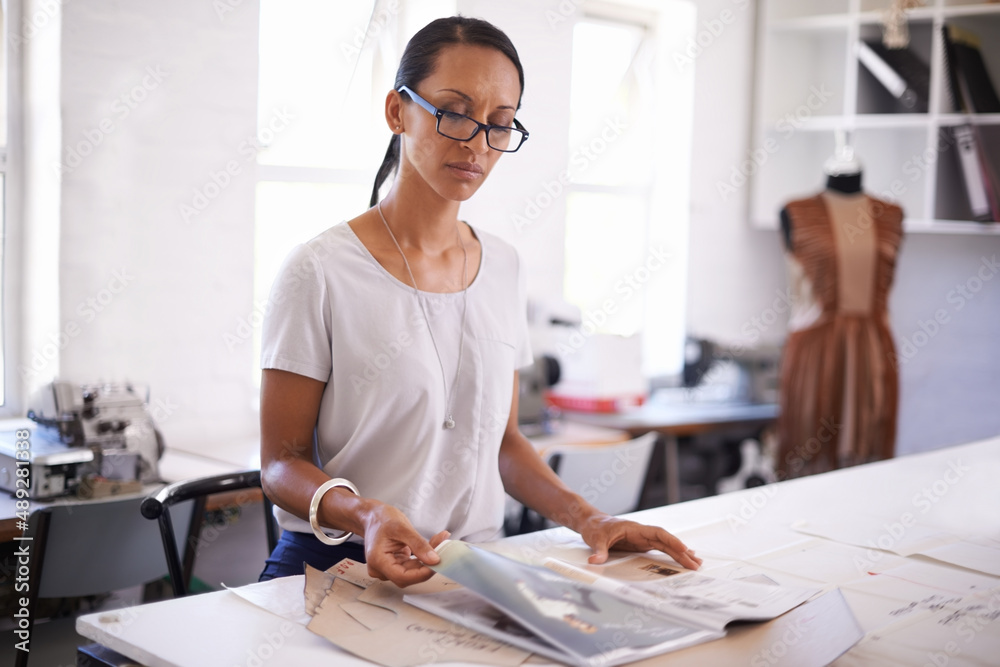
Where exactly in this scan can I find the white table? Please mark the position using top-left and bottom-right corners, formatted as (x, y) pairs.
(564, 400), (779, 503)
(78, 435), (1000, 666)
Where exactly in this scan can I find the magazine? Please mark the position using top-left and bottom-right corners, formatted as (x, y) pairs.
(403, 541), (819, 667)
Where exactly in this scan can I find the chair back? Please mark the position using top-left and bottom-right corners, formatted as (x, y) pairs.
(544, 432), (657, 517)
(140, 469), (278, 597)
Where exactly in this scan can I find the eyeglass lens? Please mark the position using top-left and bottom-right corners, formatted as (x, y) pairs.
(438, 113), (524, 152)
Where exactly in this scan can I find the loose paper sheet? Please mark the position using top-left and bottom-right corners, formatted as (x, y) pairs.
(678, 520), (814, 561)
(225, 575), (312, 626)
(794, 517), (1000, 577)
(837, 562), (1000, 636)
(834, 587), (1000, 667)
(627, 589), (864, 667)
(748, 538), (908, 585)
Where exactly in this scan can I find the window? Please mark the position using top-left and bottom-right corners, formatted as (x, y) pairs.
(563, 5), (695, 378)
(253, 1), (456, 385)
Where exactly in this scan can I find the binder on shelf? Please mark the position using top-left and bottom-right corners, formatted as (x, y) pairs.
(941, 24), (1000, 114)
(971, 124), (1000, 222)
(857, 39), (930, 112)
(953, 124), (997, 222)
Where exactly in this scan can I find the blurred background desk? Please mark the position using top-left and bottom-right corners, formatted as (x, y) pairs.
(562, 400), (779, 505)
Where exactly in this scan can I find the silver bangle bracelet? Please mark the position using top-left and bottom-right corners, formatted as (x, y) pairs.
(308, 478), (360, 546)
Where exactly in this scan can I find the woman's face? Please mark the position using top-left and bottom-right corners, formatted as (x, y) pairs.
(394, 43), (522, 203)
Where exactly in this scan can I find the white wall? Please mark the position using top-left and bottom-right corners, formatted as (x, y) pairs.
(684, 0), (1000, 455)
(685, 0), (789, 348)
(891, 236), (1000, 452)
(56, 0), (261, 450)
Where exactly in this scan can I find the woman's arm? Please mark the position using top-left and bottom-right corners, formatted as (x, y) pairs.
(259, 368), (447, 585)
(498, 371), (702, 570)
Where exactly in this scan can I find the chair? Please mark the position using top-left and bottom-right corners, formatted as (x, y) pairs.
(16, 490), (193, 667)
(140, 469), (280, 598)
(513, 432), (658, 533)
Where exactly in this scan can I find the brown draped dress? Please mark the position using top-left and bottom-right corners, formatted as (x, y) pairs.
(777, 190), (904, 478)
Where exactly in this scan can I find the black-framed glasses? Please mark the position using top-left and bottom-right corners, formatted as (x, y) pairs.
(398, 85), (529, 153)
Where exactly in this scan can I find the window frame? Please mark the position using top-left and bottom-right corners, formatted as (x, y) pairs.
(1, 0), (25, 416)
(561, 2), (695, 380)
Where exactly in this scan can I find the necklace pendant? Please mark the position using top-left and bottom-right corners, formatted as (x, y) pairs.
(444, 416), (456, 430)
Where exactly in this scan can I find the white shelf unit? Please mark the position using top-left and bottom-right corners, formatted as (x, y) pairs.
(750, 0), (1000, 234)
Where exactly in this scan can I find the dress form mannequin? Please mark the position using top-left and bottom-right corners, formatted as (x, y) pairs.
(780, 138), (864, 251)
(775, 137), (904, 478)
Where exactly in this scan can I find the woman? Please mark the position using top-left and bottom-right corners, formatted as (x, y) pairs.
(258, 16), (700, 587)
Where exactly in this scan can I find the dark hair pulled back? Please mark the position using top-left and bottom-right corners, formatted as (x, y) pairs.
(369, 16), (525, 207)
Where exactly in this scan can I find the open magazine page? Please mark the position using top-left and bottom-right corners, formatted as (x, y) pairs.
(404, 587), (566, 660)
(404, 541), (722, 667)
(543, 555), (820, 630)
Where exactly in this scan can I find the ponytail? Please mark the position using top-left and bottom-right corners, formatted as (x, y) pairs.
(370, 134), (400, 207)
(368, 16), (524, 208)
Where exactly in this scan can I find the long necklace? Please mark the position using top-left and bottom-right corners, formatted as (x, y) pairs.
(377, 201), (468, 430)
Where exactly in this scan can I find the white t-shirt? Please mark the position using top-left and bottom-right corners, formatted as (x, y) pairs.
(261, 221), (532, 542)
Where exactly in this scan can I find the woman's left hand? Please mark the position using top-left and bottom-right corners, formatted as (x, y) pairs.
(578, 514), (703, 570)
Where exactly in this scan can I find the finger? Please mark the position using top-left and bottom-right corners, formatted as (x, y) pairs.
(587, 533), (614, 565)
(650, 528), (701, 570)
(674, 548), (702, 570)
(428, 530), (451, 550)
(408, 533), (440, 565)
(385, 559), (437, 587)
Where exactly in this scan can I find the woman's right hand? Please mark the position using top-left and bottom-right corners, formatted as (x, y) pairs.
(361, 502), (450, 587)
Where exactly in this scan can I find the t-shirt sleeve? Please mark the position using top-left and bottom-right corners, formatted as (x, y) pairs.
(514, 250), (534, 370)
(260, 243), (332, 382)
